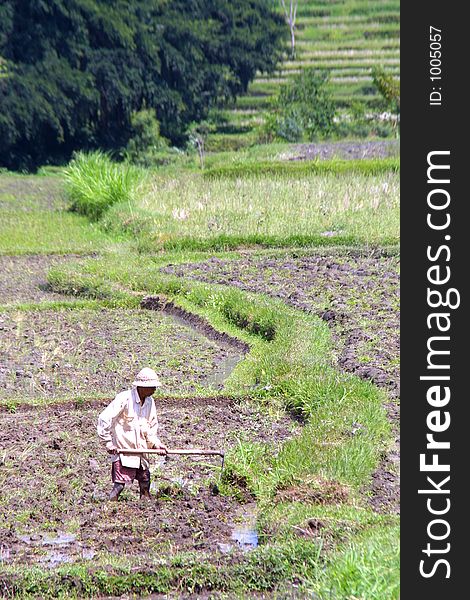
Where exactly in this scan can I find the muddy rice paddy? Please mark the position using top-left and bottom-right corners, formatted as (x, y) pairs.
(162, 250), (400, 398)
(287, 139), (400, 162)
(0, 400), (297, 566)
(0, 308), (243, 400)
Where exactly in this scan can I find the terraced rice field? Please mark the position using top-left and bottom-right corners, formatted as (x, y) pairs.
(213, 0), (400, 146)
(0, 162), (399, 597)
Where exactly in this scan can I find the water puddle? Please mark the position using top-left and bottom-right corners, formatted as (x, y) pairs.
(231, 526), (258, 550)
(227, 504), (259, 552)
(18, 532), (76, 546)
(205, 354), (242, 387)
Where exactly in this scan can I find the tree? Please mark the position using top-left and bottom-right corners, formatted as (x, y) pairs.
(372, 66), (400, 133)
(280, 0), (298, 58)
(272, 69), (336, 141)
(372, 66), (400, 113)
(0, 0), (285, 170)
(125, 109), (170, 167)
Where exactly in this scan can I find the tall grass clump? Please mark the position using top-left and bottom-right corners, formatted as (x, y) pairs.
(64, 151), (143, 220)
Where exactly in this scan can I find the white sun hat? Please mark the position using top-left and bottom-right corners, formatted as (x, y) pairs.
(132, 367), (162, 388)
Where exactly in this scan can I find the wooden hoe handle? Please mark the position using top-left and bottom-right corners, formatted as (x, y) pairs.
(117, 448), (224, 457)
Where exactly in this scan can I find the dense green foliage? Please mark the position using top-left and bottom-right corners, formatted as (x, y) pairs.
(264, 69), (336, 142)
(125, 109), (171, 167)
(0, 0), (285, 170)
(372, 66), (400, 113)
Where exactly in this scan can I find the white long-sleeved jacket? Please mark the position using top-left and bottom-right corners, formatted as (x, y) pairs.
(97, 387), (162, 469)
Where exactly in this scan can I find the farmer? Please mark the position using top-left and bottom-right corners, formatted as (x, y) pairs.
(97, 367), (167, 501)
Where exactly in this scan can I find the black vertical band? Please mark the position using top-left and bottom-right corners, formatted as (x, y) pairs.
(401, 3), (467, 596)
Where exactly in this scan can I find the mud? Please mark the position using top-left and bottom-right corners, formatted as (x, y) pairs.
(285, 140), (400, 161)
(0, 308), (243, 399)
(0, 254), (95, 305)
(0, 401), (297, 567)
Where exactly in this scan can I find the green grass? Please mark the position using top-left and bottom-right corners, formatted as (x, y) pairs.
(0, 209), (115, 255)
(317, 524), (400, 599)
(204, 157), (399, 177)
(97, 167), (399, 250)
(0, 172), (120, 254)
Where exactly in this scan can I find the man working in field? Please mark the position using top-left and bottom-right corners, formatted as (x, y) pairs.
(97, 367), (167, 501)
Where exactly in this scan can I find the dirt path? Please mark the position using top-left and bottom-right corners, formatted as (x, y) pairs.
(0, 400), (297, 567)
(285, 140), (400, 161)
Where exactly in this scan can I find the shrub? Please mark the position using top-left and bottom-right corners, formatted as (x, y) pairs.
(333, 102), (396, 140)
(372, 67), (400, 114)
(125, 110), (170, 167)
(263, 69), (336, 142)
(64, 151), (142, 221)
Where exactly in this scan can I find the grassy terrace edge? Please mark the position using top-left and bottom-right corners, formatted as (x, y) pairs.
(0, 251), (399, 597)
(203, 157), (400, 179)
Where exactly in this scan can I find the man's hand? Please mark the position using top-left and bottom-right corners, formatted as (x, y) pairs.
(155, 443), (168, 455)
(106, 442), (118, 455)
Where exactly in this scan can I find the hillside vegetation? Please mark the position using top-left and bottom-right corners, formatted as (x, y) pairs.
(211, 0), (400, 148)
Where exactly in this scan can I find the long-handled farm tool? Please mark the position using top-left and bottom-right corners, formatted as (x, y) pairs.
(118, 447), (225, 470)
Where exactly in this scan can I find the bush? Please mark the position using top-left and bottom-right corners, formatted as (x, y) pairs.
(265, 69), (336, 142)
(372, 67), (400, 114)
(125, 110), (170, 167)
(64, 151), (142, 221)
(205, 133), (256, 153)
(332, 102), (396, 140)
